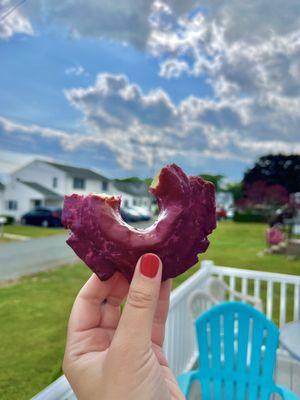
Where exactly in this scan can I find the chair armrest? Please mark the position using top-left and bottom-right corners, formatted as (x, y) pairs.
(273, 384), (300, 400)
(229, 289), (263, 310)
(177, 371), (198, 397)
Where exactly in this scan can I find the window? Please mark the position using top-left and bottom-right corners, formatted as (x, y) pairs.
(6, 200), (18, 210)
(73, 177), (86, 189)
(33, 199), (42, 207)
(53, 177), (58, 188)
(102, 181), (108, 191)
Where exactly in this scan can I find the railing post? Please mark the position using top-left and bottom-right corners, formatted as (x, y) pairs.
(201, 259), (215, 272)
(280, 283), (287, 327)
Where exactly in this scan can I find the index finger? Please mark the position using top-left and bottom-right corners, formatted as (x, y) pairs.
(68, 272), (129, 333)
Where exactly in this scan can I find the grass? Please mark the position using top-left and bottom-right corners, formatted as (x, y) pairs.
(0, 221), (299, 399)
(205, 221), (300, 276)
(3, 225), (65, 238)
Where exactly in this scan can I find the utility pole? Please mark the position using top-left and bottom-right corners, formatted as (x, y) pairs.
(130, 138), (159, 179)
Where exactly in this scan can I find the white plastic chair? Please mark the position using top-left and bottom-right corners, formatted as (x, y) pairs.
(188, 277), (263, 320)
(206, 277), (263, 311)
(188, 289), (217, 320)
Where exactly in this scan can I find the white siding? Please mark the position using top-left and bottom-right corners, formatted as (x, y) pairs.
(0, 189), (4, 215)
(13, 160), (67, 195)
(4, 180), (44, 220)
(108, 184), (152, 209)
(108, 184), (134, 207)
(65, 177), (110, 196)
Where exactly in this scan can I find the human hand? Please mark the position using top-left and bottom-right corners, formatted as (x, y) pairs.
(63, 253), (185, 400)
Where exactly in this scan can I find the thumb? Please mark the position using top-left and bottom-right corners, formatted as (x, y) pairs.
(115, 253), (162, 346)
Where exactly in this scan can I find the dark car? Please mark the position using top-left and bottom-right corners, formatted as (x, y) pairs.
(120, 206), (142, 223)
(21, 207), (62, 227)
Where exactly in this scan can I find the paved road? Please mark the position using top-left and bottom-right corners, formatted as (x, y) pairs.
(0, 220), (154, 282)
(0, 234), (77, 282)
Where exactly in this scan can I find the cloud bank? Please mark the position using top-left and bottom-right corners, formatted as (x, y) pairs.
(1, 0), (299, 174)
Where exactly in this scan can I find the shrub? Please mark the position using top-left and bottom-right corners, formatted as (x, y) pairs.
(234, 211), (266, 223)
(0, 215), (16, 225)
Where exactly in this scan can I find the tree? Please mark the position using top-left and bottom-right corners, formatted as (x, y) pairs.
(223, 182), (243, 202)
(199, 174), (224, 191)
(243, 181), (289, 207)
(243, 154), (300, 194)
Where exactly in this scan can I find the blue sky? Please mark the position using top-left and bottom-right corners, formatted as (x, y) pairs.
(0, 0), (299, 181)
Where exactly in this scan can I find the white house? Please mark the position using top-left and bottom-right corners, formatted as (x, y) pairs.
(112, 180), (152, 209)
(0, 182), (4, 215)
(3, 159), (110, 220)
(216, 191), (234, 210)
(1, 159), (152, 220)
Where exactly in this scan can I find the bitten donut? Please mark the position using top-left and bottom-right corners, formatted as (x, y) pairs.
(62, 164), (216, 282)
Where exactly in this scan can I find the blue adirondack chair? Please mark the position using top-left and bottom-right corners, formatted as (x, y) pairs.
(177, 302), (299, 399)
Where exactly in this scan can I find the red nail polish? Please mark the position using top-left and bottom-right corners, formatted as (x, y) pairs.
(140, 253), (160, 278)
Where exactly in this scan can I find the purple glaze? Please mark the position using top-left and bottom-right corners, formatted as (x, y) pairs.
(62, 164), (216, 281)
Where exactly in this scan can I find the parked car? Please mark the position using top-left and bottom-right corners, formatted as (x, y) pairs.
(21, 207), (63, 227)
(120, 206), (142, 223)
(226, 207), (235, 219)
(132, 206), (152, 221)
(216, 207), (227, 220)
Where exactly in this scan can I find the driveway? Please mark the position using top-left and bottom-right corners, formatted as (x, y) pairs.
(0, 219), (154, 282)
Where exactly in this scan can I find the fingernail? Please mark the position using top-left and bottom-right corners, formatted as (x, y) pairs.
(140, 253), (160, 278)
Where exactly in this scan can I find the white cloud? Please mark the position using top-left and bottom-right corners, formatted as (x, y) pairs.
(159, 58), (190, 78)
(148, 1), (300, 154)
(24, 0), (154, 48)
(64, 73), (300, 167)
(1, 69), (300, 172)
(0, 149), (44, 175)
(0, 0), (33, 39)
(21, 0), (200, 48)
(65, 65), (88, 77)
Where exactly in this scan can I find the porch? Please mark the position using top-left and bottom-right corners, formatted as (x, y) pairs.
(33, 261), (300, 399)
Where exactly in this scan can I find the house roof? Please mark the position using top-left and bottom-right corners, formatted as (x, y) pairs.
(0, 182), (4, 190)
(45, 161), (109, 182)
(113, 181), (152, 198)
(20, 181), (64, 200)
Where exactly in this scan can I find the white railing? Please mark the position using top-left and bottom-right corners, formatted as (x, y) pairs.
(163, 266), (211, 377)
(208, 261), (300, 327)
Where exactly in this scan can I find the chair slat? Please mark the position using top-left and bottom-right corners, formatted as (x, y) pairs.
(223, 310), (235, 371)
(198, 320), (209, 372)
(210, 315), (221, 372)
(249, 318), (264, 377)
(261, 322), (279, 379)
(213, 379), (222, 399)
(224, 380), (234, 399)
(248, 384), (259, 400)
(200, 378), (211, 400)
(236, 382), (246, 400)
(237, 311), (250, 371)
(260, 386), (271, 400)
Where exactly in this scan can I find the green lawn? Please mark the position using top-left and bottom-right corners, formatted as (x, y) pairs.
(205, 221), (300, 275)
(0, 221), (299, 399)
(3, 225), (65, 238)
